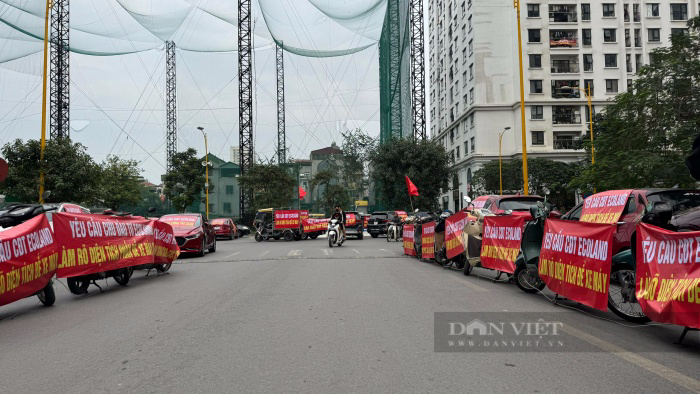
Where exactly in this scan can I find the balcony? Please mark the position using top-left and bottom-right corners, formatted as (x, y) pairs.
(550, 30), (578, 48)
(551, 80), (581, 99)
(552, 107), (582, 124)
(551, 58), (579, 73)
(554, 137), (580, 150)
(549, 5), (578, 23)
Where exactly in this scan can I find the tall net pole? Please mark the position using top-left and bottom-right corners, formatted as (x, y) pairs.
(409, 0), (426, 140)
(276, 42), (286, 164)
(238, 0), (254, 217)
(50, 0), (69, 140)
(165, 41), (177, 172)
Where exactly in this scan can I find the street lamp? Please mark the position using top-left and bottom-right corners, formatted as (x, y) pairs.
(499, 127), (512, 196)
(198, 127), (211, 219)
(578, 82), (595, 192)
(514, 0), (529, 195)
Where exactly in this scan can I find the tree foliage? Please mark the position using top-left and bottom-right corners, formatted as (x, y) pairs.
(0, 138), (101, 204)
(311, 168), (350, 213)
(163, 148), (206, 213)
(573, 17), (700, 192)
(238, 164), (296, 211)
(340, 128), (377, 199)
(472, 158), (583, 211)
(370, 137), (453, 211)
(99, 155), (143, 210)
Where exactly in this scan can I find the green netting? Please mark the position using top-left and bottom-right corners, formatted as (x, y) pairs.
(378, 0), (410, 144)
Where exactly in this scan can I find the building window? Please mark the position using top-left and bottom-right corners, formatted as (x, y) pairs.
(583, 54), (593, 71)
(456, 146), (461, 159)
(469, 88), (474, 103)
(528, 29), (541, 43)
(584, 79), (594, 95)
(671, 4), (688, 20)
(672, 28), (689, 36)
(468, 39), (473, 55)
(582, 29), (592, 46)
(530, 80), (543, 94)
(585, 105), (596, 122)
(208, 204), (215, 214)
(470, 137), (475, 152)
(531, 105), (544, 120)
(223, 203), (232, 213)
(602, 4), (615, 17)
(626, 54), (633, 72)
(634, 29), (642, 47)
(604, 54), (618, 68)
(648, 28), (661, 42)
(581, 4), (591, 20)
(635, 54), (643, 71)
(468, 15), (472, 31)
(469, 63), (474, 79)
(529, 54), (542, 68)
(225, 185), (234, 195)
(625, 29), (631, 47)
(605, 79), (619, 93)
(603, 28), (617, 42)
(527, 4), (540, 18)
(532, 131), (545, 145)
(464, 141), (469, 154)
(646, 3), (660, 17)
(633, 4), (641, 22)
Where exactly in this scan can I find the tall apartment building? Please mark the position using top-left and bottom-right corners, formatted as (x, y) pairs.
(429, 0), (698, 211)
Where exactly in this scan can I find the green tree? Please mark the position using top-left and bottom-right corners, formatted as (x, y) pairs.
(573, 16), (700, 192)
(163, 148), (206, 213)
(99, 155), (142, 210)
(370, 137), (453, 211)
(340, 128), (377, 201)
(119, 184), (173, 218)
(238, 164), (296, 212)
(311, 168), (350, 214)
(0, 138), (101, 204)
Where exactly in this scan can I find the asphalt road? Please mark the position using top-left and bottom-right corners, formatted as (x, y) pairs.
(1, 234), (699, 393)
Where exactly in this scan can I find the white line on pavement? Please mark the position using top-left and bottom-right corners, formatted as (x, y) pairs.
(259, 251), (269, 257)
(380, 248), (397, 255)
(352, 249), (360, 254)
(288, 250), (302, 256)
(224, 252), (240, 259)
(322, 249), (331, 256)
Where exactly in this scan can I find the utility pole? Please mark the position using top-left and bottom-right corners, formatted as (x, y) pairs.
(50, 0), (69, 140)
(514, 0), (529, 195)
(276, 42), (286, 164)
(238, 0), (254, 218)
(409, 0), (426, 140)
(165, 41), (177, 172)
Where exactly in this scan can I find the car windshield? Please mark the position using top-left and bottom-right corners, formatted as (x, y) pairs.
(370, 214), (388, 220)
(647, 191), (700, 214)
(498, 199), (542, 211)
(160, 215), (201, 228)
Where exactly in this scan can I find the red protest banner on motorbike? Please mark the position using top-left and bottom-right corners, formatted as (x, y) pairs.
(636, 223), (700, 329)
(300, 210), (309, 220)
(302, 218), (328, 233)
(395, 211), (407, 220)
(274, 210), (300, 229)
(480, 215), (524, 274)
(0, 215), (59, 307)
(346, 213), (357, 226)
(403, 224), (415, 256)
(53, 213), (180, 278)
(363, 215), (368, 228)
(539, 219), (614, 310)
(580, 189), (633, 224)
(422, 221), (436, 259)
(446, 211), (468, 259)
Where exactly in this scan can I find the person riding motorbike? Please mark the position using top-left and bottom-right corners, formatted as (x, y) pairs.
(331, 205), (346, 242)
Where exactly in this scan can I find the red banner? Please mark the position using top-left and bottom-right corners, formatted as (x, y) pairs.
(445, 211), (468, 259)
(580, 189), (633, 224)
(0, 215), (59, 307)
(346, 213), (357, 226)
(472, 196), (489, 210)
(539, 219), (614, 310)
(62, 204), (86, 213)
(421, 221), (436, 259)
(159, 215), (197, 227)
(302, 218), (328, 233)
(54, 213), (180, 278)
(395, 211), (407, 220)
(403, 224), (415, 256)
(274, 210), (300, 229)
(636, 223), (700, 329)
(363, 215), (368, 228)
(480, 215), (524, 274)
(300, 210), (309, 220)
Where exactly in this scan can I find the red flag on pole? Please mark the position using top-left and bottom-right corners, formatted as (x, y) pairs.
(299, 186), (307, 200)
(405, 176), (419, 196)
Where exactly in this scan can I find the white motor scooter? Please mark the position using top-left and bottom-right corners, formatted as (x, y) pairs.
(327, 218), (344, 247)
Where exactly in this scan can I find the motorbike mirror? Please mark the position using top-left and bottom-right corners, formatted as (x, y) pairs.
(414, 209), (419, 213)
(504, 209), (513, 215)
(537, 201), (544, 208)
(41, 190), (51, 200)
(463, 196), (472, 203)
(542, 187), (551, 196)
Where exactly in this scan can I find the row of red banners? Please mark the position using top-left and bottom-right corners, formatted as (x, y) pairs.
(1, 213), (179, 307)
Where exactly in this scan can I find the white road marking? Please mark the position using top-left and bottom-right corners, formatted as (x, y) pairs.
(322, 249), (332, 256)
(224, 252), (240, 259)
(380, 248), (397, 255)
(352, 249), (360, 254)
(259, 251), (269, 257)
(288, 250), (302, 256)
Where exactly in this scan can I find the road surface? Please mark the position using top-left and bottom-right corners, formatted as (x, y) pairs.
(1, 234), (699, 393)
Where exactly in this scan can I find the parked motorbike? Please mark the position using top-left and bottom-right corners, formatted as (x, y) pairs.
(434, 211), (467, 270)
(327, 218), (344, 247)
(129, 208), (172, 275)
(0, 194), (57, 306)
(386, 219), (402, 242)
(512, 202), (549, 294)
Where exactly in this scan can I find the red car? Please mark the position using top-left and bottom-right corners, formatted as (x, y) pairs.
(470, 195), (561, 220)
(211, 218), (238, 240)
(159, 214), (216, 256)
(561, 189), (700, 256)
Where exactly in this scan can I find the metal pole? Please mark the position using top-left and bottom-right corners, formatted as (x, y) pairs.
(166, 41), (177, 172)
(39, 0), (51, 203)
(499, 134), (503, 196)
(199, 127), (209, 219)
(587, 83), (595, 194)
(514, 0), (529, 195)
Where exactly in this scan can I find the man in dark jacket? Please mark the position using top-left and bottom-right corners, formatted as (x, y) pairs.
(331, 205), (346, 241)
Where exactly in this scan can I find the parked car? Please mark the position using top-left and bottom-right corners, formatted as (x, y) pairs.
(211, 218), (238, 240)
(470, 195), (561, 220)
(43, 203), (91, 229)
(237, 224), (251, 236)
(367, 211), (396, 238)
(344, 211), (364, 240)
(159, 213), (216, 256)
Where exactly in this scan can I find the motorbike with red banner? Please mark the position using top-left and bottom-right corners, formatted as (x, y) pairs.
(433, 210), (466, 269)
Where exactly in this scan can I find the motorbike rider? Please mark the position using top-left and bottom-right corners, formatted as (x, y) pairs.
(331, 205), (346, 241)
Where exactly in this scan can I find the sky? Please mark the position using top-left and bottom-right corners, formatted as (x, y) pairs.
(0, 0), (384, 183)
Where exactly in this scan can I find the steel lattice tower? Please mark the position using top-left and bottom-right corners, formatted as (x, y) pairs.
(276, 42), (286, 164)
(50, 0), (69, 140)
(409, 0), (426, 140)
(238, 0), (254, 217)
(165, 41), (177, 172)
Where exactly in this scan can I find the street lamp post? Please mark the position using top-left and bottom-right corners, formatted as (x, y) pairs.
(514, 0), (530, 195)
(578, 83), (595, 192)
(198, 127), (210, 219)
(499, 127), (512, 196)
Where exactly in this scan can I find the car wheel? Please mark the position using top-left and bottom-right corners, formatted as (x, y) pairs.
(197, 242), (206, 256)
(209, 239), (217, 253)
(358, 232), (363, 240)
(284, 231), (294, 241)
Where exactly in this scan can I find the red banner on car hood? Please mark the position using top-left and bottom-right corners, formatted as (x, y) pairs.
(636, 223), (700, 329)
(539, 219), (615, 310)
(0, 215), (59, 307)
(445, 211), (468, 259)
(54, 213), (180, 278)
(480, 215), (524, 274)
(403, 224), (415, 256)
(580, 190), (633, 224)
